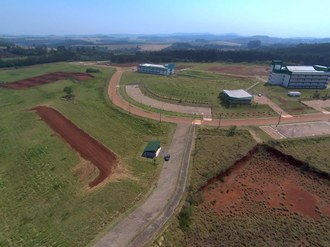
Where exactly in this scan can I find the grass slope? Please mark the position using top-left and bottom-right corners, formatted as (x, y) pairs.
(270, 136), (330, 174)
(158, 129), (330, 247)
(0, 63), (173, 246)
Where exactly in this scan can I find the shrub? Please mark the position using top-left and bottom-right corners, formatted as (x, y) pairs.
(86, 68), (100, 73)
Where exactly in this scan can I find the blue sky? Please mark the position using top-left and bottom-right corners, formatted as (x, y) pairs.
(1, 0), (330, 37)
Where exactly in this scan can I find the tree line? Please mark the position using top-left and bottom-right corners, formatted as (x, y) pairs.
(1, 42), (330, 68)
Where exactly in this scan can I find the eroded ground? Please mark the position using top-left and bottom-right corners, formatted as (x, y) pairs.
(33, 106), (118, 187)
(1, 72), (93, 89)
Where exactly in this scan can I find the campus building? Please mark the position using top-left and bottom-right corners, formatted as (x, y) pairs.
(137, 63), (175, 76)
(221, 89), (253, 104)
(268, 60), (330, 89)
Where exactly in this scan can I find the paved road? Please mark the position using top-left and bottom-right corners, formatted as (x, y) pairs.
(126, 85), (212, 119)
(94, 67), (330, 247)
(94, 124), (194, 247)
(109, 67), (330, 127)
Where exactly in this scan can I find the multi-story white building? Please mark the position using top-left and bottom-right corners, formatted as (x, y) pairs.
(137, 63), (175, 76)
(268, 60), (330, 89)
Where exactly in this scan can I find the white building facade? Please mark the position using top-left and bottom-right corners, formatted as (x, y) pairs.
(137, 63), (175, 76)
(268, 60), (330, 89)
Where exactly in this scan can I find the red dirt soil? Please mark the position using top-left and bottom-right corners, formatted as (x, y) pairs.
(0, 72), (93, 90)
(207, 65), (269, 76)
(32, 106), (117, 187)
(203, 146), (330, 220)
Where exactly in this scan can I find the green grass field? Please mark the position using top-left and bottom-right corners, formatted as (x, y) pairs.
(270, 136), (330, 174)
(121, 69), (277, 119)
(0, 63), (173, 246)
(0, 62), (85, 82)
(157, 128), (330, 247)
(249, 83), (328, 115)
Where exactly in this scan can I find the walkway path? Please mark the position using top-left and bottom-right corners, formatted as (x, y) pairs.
(254, 95), (293, 118)
(95, 124), (194, 247)
(302, 99), (330, 114)
(126, 85), (212, 120)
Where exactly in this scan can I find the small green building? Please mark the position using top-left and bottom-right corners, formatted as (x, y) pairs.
(142, 141), (160, 158)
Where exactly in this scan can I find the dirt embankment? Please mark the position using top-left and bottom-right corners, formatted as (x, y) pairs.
(32, 106), (118, 187)
(202, 144), (330, 220)
(0, 72), (93, 89)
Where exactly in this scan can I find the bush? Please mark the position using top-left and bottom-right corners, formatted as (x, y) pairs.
(86, 68), (100, 73)
(178, 202), (192, 231)
(227, 126), (237, 136)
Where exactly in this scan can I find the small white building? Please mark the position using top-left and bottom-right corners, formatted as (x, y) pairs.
(288, 91), (301, 97)
(268, 60), (330, 89)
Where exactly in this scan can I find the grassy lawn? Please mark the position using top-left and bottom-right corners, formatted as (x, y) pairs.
(157, 129), (330, 247)
(0, 63), (173, 246)
(0, 62), (83, 82)
(156, 127), (257, 246)
(270, 136), (330, 174)
(249, 83), (328, 115)
(121, 70), (277, 119)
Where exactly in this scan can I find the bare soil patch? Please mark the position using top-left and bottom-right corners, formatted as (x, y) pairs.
(207, 64), (269, 76)
(1, 72), (93, 89)
(203, 145), (330, 220)
(32, 106), (118, 187)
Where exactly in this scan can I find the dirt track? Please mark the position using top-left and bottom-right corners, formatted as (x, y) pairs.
(1, 72), (93, 89)
(33, 106), (117, 187)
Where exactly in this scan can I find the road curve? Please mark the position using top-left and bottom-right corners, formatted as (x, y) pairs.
(109, 67), (330, 127)
(94, 67), (330, 247)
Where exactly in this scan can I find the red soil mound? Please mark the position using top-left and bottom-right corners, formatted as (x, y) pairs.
(207, 65), (269, 76)
(32, 106), (117, 187)
(203, 146), (330, 220)
(1, 72), (93, 90)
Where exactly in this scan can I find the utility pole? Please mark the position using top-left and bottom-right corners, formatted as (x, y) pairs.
(159, 109), (162, 122)
(128, 103), (131, 114)
(276, 111), (282, 127)
(218, 113), (222, 128)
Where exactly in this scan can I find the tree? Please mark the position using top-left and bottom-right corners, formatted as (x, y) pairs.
(247, 40), (261, 48)
(227, 125), (237, 136)
(63, 86), (73, 95)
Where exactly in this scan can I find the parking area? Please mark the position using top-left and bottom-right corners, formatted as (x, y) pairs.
(260, 121), (330, 139)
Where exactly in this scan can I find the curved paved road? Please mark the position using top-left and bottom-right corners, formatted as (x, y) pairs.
(94, 67), (330, 247)
(109, 67), (330, 126)
(95, 124), (194, 247)
(126, 85), (212, 119)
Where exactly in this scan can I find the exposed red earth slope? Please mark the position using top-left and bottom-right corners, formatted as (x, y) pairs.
(1, 72), (93, 89)
(32, 106), (117, 187)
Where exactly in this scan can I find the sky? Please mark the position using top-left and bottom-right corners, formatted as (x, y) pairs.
(1, 0), (330, 38)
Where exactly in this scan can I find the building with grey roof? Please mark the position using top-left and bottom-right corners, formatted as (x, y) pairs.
(221, 89), (253, 104)
(268, 60), (330, 89)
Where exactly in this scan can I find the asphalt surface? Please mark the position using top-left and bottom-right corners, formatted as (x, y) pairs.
(94, 124), (193, 247)
(109, 68), (330, 127)
(94, 67), (330, 247)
